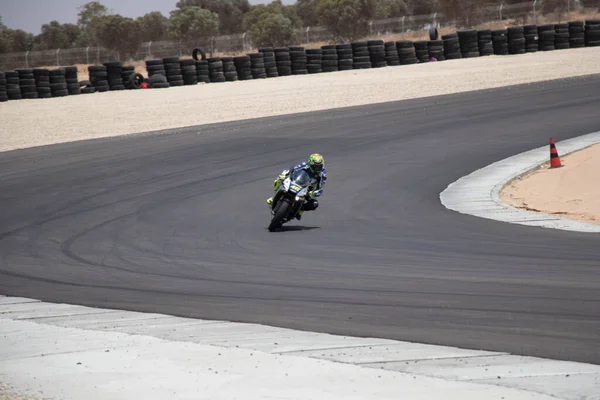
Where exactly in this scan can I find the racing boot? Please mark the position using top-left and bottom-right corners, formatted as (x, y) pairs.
(296, 210), (304, 220)
(266, 197), (273, 205)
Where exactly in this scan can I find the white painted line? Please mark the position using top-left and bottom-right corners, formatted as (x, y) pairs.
(1, 295), (599, 400)
(440, 131), (600, 233)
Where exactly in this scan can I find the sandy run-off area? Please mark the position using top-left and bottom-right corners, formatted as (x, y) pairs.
(501, 143), (600, 226)
(1, 47), (599, 153)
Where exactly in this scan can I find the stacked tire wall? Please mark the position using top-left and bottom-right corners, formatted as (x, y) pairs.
(2, 19), (599, 102)
(585, 19), (600, 46)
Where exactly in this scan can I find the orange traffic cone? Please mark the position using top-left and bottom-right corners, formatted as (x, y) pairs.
(549, 138), (562, 168)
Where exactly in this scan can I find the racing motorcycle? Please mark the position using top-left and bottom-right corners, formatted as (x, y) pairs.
(268, 167), (312, 232)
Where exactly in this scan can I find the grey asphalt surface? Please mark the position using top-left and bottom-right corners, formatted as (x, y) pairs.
(1, 75), (599, 364)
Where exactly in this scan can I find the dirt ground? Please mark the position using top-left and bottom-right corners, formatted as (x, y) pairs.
(501, 144), (600, 225)
(2, 46), (599, 153)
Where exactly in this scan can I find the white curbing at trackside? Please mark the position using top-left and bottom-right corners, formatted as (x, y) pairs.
(440, 131), (600, 233)
(1, 295), (600, 400)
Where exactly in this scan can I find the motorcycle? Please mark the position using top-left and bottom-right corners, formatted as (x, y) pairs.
(268, 167), (312, 232)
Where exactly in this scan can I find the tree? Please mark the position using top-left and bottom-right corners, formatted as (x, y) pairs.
(2, 29), (35, 52)
(243, 0), (299, 46)
(77, 1), (110, 46)
(316, 0), (376, 41)
(375, 0), (409, 19)
(168, 6), (219, 48)
(97, 14), (142, 59)
(175, 0), (251, 34)
(0, 16), (9, 53)
(137, 11), (169, 42)
(38, 21), (81, 50)
(296, 0), (320, 26)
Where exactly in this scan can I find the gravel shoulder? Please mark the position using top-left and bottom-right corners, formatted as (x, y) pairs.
(1, 47), (600, 153)
(501, 143), (600, 226)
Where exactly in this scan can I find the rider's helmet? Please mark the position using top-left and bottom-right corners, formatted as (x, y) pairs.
(308, 153), (324, 173)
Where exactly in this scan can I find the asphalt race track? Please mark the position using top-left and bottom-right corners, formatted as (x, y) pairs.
(1, 75), (599, 365)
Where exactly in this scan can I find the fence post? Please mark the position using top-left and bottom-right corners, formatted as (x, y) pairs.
(56, 48), (60, 66)
(242, 33), (246, 50)
(25, 51), (29, 68)
(306, 26), (310, 43)
(369, 21), (373, 34)
(401, 16), (405, 33)
(147, 41), (152, 59)
(210, 37), (214, 57)
(567, 0), (570, 13)
(533, 0), (538, 24)
(499, 4), (504, 21)
(96, 47), (100, 64)
(85, 46), (90, 64)
(432, 12), (438, 27)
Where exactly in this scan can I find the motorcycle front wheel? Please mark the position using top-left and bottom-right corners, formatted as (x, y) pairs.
(268, 200), (291, 232)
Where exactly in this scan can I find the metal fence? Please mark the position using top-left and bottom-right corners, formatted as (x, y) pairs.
(0, 0), (593, 71)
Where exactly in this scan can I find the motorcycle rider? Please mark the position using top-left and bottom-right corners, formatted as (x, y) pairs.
(266, 153), (327, 220)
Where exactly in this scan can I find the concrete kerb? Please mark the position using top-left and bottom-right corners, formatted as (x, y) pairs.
(1, 295), (600, 400)
(440, 131), (600, 233)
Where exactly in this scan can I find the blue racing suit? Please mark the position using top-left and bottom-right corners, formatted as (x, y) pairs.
(275, 161), (327, 212)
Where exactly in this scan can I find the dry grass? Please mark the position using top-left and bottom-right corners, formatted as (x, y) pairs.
(36, 9), (600, 79)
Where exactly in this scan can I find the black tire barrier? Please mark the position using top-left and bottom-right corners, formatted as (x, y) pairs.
(146, 59), (166, 78)
(429, 26), (439, 41)
(478, 30), (494, 56)
(248, 53), (267, 79)
(126, 72), (144, 89)
(492, 29), (509, 55)
(162, 57), (184, 87)
(584, 19), (600, 47)
(121, 65), (135, 84)
(522, 25), (538, 53)
(351, 41), (371, 69)
(538, 24), (556, 51)
(196, 60), (210, 83)
(321, 45), (339, 72)
(3, 20), (599, 102)
(442, 33), (461, 60)
(5, 71), (21, 100)
(458, 29), (480, 58)
(103, 61), (125, 91)
(149, 73), (170, 89)
(306, 49), (323, 74)
(414, 40), (430, 62)
(17, 68), (38, 99)
(569, 21), (585, 48)
(507, 26), (526, 55)
(384, 41), (400, 66)
(336, 44), (353, 71)
(233, 56), (252, 80)
(0, 71), (8, 102)
(396, 40), (419, 64)
(428, 40), (445, 61)
(180, 58), (199, 85)
(33, 69), (51, 98)
(368, 39), (387, 68)
(208, 57), (225, 82)
(274, 47), (292, 76)
(192, 47), (207, 61)
(554, 23), (570, 50)
(65, 66), (81, 95)
(88, 65), (109, 92)
(289, 46), (308, 75)
(259, 48), (279, 78)
(221, 57), (238, 82)
(49, 68), (68, 97)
